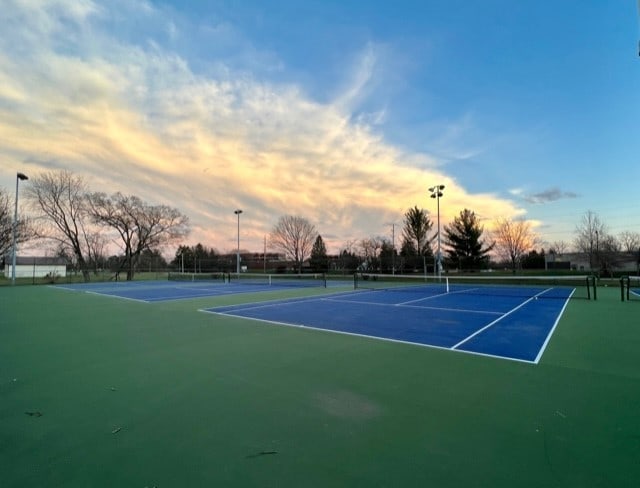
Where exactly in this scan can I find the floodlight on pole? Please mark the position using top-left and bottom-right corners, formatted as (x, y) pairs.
(11, 172), (29, 285)
(385, 221), (398, 275)
(234, 209), (243, 275)
(429, 184), (445, 278)
(595, 229), (599, 272)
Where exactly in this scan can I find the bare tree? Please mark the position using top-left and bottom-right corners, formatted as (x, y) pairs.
(0, 188), (38, 261)
(87, 192), (190, 280)
(618, 231), (640, 253)
(402, 206), (434, 257)
(549, 240), (569, 256)
(337, 239), (360, 273)
(492, 218), (539, 273)
(85, 232), (108, 272)
(341, 239), (358, 256)
(358, 236), (383, 272)
(0, 188), (36, 259)
(24, 170), (95, 281)
(1, 189), (14, 259)
(574, 210), (607, 270)
(269, 215), (318, 273)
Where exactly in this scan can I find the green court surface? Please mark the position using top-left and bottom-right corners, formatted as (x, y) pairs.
(1, 284), (639, 487)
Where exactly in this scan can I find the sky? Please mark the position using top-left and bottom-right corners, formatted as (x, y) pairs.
(1, 0), (639, 256)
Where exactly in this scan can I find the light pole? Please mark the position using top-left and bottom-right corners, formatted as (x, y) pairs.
(595, 229), (599, 272)
(429, 184), (445, 278)
(385, 222), (397, 275)
(391, 222), (395, 275)
(234, 209), (242, 275)
(11, 172), (29, 285)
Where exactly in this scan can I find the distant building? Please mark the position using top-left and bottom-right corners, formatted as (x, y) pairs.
(3, 256), (68, 279)
(546, 252), (639, 274)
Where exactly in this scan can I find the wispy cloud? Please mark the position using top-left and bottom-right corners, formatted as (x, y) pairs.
(523, 187), (580, 204)
(0, 0), (526, 253)
(335, 42), (378, 109)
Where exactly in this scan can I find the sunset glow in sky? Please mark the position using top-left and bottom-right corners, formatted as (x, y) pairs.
(1, 1), (639, 255)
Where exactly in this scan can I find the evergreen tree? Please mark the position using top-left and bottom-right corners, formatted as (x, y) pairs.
(309, 235), (328, 272)
(171, 243), (219, 272)
(400, 237), (417, 257)
(379, 239), (396, 274)
(521, 249), (545, 269)
(338, 249), (360, 273)
(443, 208), (493, 271)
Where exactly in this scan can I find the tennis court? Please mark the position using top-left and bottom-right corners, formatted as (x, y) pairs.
(2, 280), (639, 487)
(204, 276), (580, 363)
(53, 272), (336, 302)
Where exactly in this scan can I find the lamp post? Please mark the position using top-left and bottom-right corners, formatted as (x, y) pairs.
(234, 209), (242, 275)
(595, 229), (599, 272)
(429, 184), (445, 278)
(391, 222), (395, 275)
(385, 222), (397, 275)
(11, 172), (29, 285)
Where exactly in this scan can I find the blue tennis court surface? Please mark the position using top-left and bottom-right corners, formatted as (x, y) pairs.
(52, 279), (336, 302)
(203, 287), (574, 363)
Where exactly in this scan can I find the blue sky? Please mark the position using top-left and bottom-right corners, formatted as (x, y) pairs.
(1, 0), (639, 255)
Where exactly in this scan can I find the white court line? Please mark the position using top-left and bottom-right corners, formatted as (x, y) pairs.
(533, 290), (574, 364)
(396, 287), (482, 306)
(205, 295), (328, 314)
(145, 292), (232, 301)
(84, 290), (150, 303)
(322, 296), (502, 316)
(83, 287), (234, 303)
(451, 288), (554, 350)
(203, 290), (363, 314)
(200, 309), (537, 364)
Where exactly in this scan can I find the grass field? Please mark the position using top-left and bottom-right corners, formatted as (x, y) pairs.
(1, 283), (639, 487)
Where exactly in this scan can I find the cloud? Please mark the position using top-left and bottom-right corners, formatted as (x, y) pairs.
(0, 0), (526, 254)
(523, 188), (579, 204)
(335, 42), (378, 109)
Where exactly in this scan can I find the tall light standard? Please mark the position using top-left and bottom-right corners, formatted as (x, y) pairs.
(595, 229), (599, 272)
(234, 209), (243, 275)
(429, 184), (445, 278)
(11, 172), (29, 285)
(385, 222), (398, 275)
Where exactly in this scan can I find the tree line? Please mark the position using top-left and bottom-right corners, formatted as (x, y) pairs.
(273, 207), (640, 275)
(1, 170), (190, 281)
(2, 170), (639, 279)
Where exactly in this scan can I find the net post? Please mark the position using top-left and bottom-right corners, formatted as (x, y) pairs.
(592, 275), (597, 301)
(625, 276), (630, 301)
(620, 276), (626, 302)
(585, 275), (591, 300)
(446, 277), (450, 293)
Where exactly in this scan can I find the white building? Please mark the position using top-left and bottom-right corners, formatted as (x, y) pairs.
(3, 256), (68, 279)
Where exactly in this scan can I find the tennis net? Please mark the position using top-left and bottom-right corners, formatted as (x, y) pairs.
(167, 271), (227, 283)
(354, 273), (596, 300)
(229, 272), (327, 288)
(622, 276), (640, 302)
